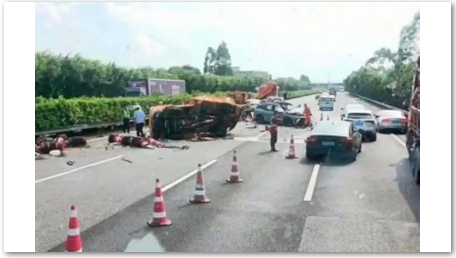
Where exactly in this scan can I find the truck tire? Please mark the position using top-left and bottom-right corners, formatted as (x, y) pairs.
(412, 146), (420, 185)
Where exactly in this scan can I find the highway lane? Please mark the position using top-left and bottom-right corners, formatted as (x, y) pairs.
(35, 93), (320, 252)
(43, 93), (419, 252)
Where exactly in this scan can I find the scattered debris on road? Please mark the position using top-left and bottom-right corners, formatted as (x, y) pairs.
(35, 135), (88, 155)
(108, 134), (190, 150)
(121, 158), (133, 163)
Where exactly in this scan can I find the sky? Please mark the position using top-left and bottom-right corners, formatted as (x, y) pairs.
(35, 2), (420, 83)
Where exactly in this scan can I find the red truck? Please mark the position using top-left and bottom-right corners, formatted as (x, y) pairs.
(406, 56), (420, 185)
(257, 82), (279, 100)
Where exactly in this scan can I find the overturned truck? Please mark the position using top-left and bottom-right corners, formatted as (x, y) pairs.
(148, 96), (243, 140)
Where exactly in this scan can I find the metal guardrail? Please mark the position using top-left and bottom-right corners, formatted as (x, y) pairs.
(34, 118), (149, 136)
(349, 92), (409, 115)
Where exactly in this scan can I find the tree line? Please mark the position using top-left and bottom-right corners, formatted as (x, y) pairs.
(344, 12), (420, 109)
(36, 41), (312, 99)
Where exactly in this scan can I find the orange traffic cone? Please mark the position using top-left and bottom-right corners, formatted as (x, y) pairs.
(226, 150), (243, 183)
(147, 179), (172, 227)
(286, 135), (297, 159)
(65, 205), (83, 252)
(190, 164), (211, 204)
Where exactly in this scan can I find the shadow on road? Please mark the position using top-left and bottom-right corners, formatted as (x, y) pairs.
(299, 156), (352, 167)
(395, 158), (420, 223)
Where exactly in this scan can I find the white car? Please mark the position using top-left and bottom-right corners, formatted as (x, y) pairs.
(343, 109), (377, 141)
(319, 96), (335, 111)
(246, 99), (261, 109)
(341, 104), (365, 120)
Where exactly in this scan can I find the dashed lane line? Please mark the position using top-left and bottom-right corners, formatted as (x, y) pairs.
(304, 164), (321, 201)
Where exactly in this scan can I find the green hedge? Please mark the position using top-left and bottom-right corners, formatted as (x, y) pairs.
(35, 90), (319, 132)
(36, 52), (313, 99)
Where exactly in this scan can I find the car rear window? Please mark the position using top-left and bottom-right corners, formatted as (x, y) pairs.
(321, 97), (333, 102)
(311, 122), (349, 137)
(346, 113), (372, 119)
(378, 110), (404, 117)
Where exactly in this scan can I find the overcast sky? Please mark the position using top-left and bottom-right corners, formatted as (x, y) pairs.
(35, 2), (420, 83)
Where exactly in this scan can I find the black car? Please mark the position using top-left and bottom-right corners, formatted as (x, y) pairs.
(305, 121), (362, 162)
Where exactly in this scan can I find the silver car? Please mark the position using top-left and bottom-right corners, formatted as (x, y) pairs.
(375, 110), (408, 133)
(343, 109), (377, 142)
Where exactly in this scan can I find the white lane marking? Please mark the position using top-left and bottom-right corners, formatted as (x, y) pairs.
(162, 159), (217, 192)
(390, 134), (407, 148)
(304, 164), (321, 201)
(256, 131), (268, 139)
(233, 137), (307, 144)
(35, 155), (125, 184)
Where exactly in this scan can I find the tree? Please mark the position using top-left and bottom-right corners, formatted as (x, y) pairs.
(203, 41), (233, 76)
(299, 74), (310, 84)
(203, 47), (217, 74)
(344, 11), (419, 109)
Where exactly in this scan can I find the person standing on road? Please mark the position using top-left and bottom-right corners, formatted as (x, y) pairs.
(133, 106), (146, 137)
(304, 103), (313, 128)
(122, 105), (132, 134)
(266, 111), (280, 152)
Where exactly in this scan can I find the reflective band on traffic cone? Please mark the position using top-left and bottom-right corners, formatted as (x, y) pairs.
(147, 179), (172, 227)
(226, 150), (243, 183)
(286, 135), (297, 159)
(65, 205), (83, 252)
(190, 164), (211, 204)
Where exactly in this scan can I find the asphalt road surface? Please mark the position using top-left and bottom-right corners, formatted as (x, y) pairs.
(36, 92), (420, 252)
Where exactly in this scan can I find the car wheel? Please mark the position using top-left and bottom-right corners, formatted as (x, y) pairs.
(283, 117), (293, 127)
(351, 152), (357, 162)
(256, 115), (264, 124)
(371, 134), (377, 142)
(306, 153), (314, 161)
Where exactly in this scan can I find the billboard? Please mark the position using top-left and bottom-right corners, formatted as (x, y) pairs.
(147, 79), (186, 96)
(126, 80), (148, 96)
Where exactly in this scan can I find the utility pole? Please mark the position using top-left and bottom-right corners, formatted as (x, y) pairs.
(327, 73), (331, 89)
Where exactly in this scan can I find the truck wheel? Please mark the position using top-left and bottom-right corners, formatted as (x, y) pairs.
(413, 161), (420, 185)
(256, 115), (264, 124)
(412, 146), (420, 185)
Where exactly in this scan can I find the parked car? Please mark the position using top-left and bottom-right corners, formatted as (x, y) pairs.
(375, 110), (408, 133)
(305, 121), (362, 162)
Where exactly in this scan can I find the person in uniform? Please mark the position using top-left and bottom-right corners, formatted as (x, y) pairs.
(266, 111), (280, 152)
(304, 103), (313, 128)
(122, 105), (132, 134)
